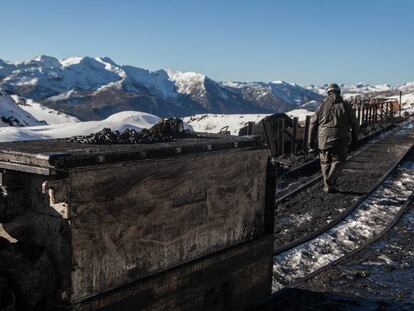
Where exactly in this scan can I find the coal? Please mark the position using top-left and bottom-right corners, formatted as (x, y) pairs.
(69, 117), (191, 145)
(69, 127), (175, 145)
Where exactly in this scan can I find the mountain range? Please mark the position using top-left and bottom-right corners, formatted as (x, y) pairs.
(0, 55), (323, 121)
(0, 55), (413, 126)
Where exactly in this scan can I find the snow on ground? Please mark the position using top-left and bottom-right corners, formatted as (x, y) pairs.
(183, 113), (270, 135)
(299, 100), (321, 111)
(184, 108), (316, 135)
(0, 91), (43, 127)
(0, 111), (161, 142)
(10, 95), (80, 124)
(386, 93), (414, 113)
(272, 130), (414, 291)
(286, 109), (314, 121)
(397, 81), (414, 93)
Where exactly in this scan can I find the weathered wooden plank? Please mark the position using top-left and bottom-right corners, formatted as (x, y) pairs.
(303, 116), (311, 149)
(0, 136), (262, 171)
(277, 119), (285, 155)
(292, 117), (298, 153)
(69, 149), (269, 302)
(74, 235), (273, 311)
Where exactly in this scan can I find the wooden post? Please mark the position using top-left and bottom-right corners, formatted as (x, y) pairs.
(247, 122), (254, 135)
(400, 91), (403, 116)
(357, 100), (362, 126)
(261, 119), (277, 158)
(361, 101), (367, 126)
(369, 104), (373, 125)
(386, 102), (391, 121)
(277, 119), (285, 156)
(387, 102), (391, 120)
(292, 117), (298, 153)
(303, 115), (311, 150)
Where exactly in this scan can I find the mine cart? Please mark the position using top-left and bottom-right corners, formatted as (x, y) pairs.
(0, 134), (275, 310)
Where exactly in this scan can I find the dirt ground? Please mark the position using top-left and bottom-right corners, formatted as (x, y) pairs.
(274, 127), (414, 251)
(297, 201), (414, 304)
(257, 287), (414, 311)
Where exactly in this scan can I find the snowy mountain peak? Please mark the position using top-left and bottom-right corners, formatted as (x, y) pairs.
(95, 56), (118, 67)
(59, 56), (112, 70)
(59, 56), (85, 67)
(397, 81), (414, 92)
(28, 55), (60, 68)
(166, 69), (207, 95)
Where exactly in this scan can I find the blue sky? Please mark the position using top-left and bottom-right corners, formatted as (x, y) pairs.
(1, 0), (413, 85)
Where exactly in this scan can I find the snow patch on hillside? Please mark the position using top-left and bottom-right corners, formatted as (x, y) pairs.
(286, 109), (314, 121)
(10, 95), (79, 124)
(0, 111), (161, 142)
(299, 100), (321, 111)
(167, 70), (206, 96)
(184, 113), (270, 135)
(0, 92), (43, 127)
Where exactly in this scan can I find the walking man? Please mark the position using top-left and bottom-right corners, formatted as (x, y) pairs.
(309, 83), (359, 193)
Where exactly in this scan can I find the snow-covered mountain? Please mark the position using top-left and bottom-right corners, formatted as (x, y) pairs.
(0, 91), (44, 127)
(0, 55), (323, 120)
(222, 80), (323, 112)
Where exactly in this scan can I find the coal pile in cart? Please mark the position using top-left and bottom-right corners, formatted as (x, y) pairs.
(0, 118), (276, 311)
(69, 117), (191, 145)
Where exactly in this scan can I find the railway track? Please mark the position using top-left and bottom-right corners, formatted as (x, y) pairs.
(275, 123), (397, 201)
(275, 123), (396, 199)
(272, 120), (414, 292)
(274, 121), (412, 255)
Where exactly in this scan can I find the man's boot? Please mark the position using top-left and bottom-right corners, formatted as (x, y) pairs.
(327, 160), (345, 191)
(321, 163), (334, 193)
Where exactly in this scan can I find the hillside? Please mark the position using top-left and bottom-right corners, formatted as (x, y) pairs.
(0, 91), (44, 127)
(10, 95), (80, 124)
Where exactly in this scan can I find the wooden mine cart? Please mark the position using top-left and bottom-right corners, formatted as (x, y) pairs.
(0, 134), (275, 310)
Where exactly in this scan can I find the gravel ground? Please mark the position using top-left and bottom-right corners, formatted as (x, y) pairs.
(274, 124), (393, 199)
(273, 161), (414, 291)
(297, 198), (414, 304)
(274, 125), (414, 251)
(258, 288), (414, 311)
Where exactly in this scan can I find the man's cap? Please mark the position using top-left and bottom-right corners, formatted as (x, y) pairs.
(326, 83), (341, 94)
